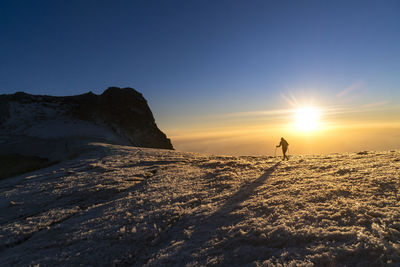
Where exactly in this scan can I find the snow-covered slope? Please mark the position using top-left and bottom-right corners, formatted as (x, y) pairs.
(1, 144), (399, 266)
(0, 87), (173, 160)
(3, 100), (126, 141)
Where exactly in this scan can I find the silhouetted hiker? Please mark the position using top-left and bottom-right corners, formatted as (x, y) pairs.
(276, 137), (289, 161)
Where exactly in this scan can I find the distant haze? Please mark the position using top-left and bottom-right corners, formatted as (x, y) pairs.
(166, 110), (400, 156)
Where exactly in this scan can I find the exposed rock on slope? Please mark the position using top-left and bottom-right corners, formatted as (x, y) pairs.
(0, 87), (173, 159)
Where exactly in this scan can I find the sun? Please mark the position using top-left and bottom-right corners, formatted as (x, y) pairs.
(294, 106), (321, 132)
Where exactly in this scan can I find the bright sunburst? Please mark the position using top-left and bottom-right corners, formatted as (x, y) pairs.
(294, 106), (322, 132)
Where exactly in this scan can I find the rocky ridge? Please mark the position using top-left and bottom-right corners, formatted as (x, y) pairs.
(0, 87), (173, 160)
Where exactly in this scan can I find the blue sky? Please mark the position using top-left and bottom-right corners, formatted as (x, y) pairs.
(1, 0), (400, 154)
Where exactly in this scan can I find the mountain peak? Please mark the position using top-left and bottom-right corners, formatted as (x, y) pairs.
(0, 87), (173, 160)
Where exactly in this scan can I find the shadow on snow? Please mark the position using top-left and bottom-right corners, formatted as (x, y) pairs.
(141, 161), (281, 265)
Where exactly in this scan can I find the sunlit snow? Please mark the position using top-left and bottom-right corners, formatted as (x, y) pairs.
(1, 143), (399, 266)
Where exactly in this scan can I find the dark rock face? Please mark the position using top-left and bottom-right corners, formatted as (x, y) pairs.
(0, 87), (173, 150)
(97, 87), (173, 149)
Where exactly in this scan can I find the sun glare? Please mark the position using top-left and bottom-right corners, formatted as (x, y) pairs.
(294, 106), (321, 132)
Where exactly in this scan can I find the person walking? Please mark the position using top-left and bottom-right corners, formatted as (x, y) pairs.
(276, 137), (289, 161)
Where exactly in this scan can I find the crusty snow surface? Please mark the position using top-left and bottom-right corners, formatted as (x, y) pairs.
(1, 143), (400, 266)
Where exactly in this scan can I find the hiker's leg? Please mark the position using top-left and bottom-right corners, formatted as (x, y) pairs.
(284, 148), (289, 160)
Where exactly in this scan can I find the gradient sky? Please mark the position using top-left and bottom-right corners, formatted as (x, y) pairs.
(1, 0), (400, 155)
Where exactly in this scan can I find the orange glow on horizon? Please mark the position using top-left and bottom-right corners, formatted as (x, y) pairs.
(160, 92), (400, 156)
